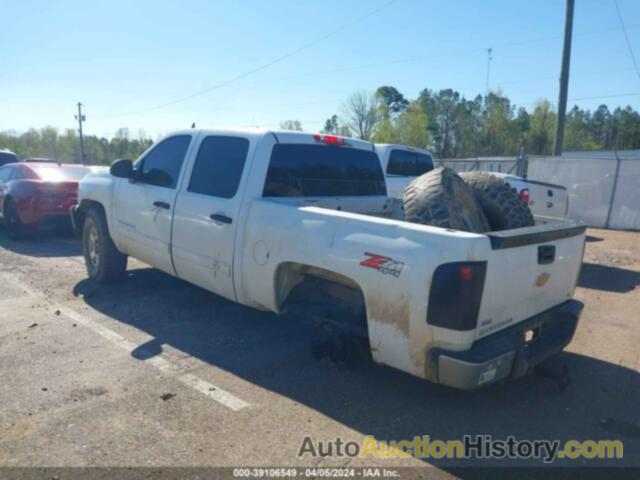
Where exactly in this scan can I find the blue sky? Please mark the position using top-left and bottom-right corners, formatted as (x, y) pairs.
(2, 0), (639, 139)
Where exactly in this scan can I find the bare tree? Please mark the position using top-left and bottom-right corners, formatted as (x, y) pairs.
(341, 91), (378, 140)
(280, 120), (303, 131)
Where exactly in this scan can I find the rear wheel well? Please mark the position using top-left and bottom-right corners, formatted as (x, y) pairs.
(275, 263), (369, 337)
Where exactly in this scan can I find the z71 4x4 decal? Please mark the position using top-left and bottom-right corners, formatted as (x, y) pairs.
(360, 252), (405, 278)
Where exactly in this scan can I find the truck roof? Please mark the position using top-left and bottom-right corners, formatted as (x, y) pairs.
(374, 143), (432, 156)
(159, 128), (375, 152)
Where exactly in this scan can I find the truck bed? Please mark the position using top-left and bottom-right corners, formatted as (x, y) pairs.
(238, 197), (585, 379)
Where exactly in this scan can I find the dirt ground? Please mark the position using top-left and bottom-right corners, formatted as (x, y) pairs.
(0, 227), (638, 475)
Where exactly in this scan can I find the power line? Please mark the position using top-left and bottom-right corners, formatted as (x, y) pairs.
(207, 98), (342, 114)
(515, 92), (640, 107)
(614, 0), (640, 84)
(93, 22), (640, 120)
(491, 22), (638, 50)
(88, 14), (640, 124)
(82, 89), (640, 138)
(82, 78), (640, 139)
(99, 0), (399, 118)
(568, 92), (640, 102)
(86, 90), (640, 138)
(244, 22), (640, 86)
(455, 67), (633, 93)
(217, 70), (636, 115)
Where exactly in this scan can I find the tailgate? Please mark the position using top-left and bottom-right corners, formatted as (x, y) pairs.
(475, 221), (585, 340)
(526, 180), (568, 218)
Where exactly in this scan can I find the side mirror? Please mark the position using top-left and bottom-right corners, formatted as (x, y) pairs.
(110, 159), (134, 179)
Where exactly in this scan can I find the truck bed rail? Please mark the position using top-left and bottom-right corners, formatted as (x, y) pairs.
(487, 220), (586, 249)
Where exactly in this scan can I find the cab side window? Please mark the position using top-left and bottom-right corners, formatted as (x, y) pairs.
(386, 149), (434, 176)
(137, 135), (191, 188)
(188, 136), (250, 199)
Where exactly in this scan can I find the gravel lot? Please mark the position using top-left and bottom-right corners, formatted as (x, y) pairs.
(0, 227), (638, 473)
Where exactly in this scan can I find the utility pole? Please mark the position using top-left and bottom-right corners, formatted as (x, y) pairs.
(75, 102), (86, 164)
(485, 47), (493, 92)
(553, 0), (575, 156)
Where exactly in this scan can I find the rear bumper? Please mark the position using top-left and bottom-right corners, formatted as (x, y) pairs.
(16, 208), (74, 228)
(430, 300), (583, 390)
(18, 198), (77, 226)
(38, 215), (73, 228)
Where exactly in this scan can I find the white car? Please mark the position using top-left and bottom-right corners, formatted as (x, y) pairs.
(374, 144), (435, 199)
(72, 129), (585, 390)
(376, 144), (569, 220)
(489, 172), (569, 220)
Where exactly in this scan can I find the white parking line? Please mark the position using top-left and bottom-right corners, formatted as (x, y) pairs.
(3, 273), (250, 412)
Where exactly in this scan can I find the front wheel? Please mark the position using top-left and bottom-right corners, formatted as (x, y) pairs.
(83, 208), (128, 283)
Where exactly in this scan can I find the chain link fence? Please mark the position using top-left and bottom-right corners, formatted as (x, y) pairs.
(436, 151), (640, 231)
(437, 156), (527, 177)
(527, 152), (640, 231)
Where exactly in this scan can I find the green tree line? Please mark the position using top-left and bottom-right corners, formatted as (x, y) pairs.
(315, 86), (640, 157)
(3, 87), (640, 163)
(0, 127), (153, 165)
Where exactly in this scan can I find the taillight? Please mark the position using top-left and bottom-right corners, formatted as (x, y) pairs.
(427, 261), (487, 331)
(519, 188), (530, 204)
(312, 134), (346, 145)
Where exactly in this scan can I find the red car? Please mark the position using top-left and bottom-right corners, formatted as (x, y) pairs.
(0, 162), (92, 239)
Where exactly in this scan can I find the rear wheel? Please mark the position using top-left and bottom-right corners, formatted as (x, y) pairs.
(4, 200), (30, 240)
(83, 207), (128, 283)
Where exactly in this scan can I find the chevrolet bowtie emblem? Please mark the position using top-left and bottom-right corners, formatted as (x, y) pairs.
(536, 272), (551, 287)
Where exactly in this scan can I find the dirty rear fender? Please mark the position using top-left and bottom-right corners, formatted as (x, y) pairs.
(237, 199), (489, 379)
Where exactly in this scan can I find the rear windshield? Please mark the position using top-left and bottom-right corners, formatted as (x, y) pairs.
(263, 144), (386, 197)
(0, 152), (18, 166)
(386, 149), (434, 176)
(31, 165), (91, 182)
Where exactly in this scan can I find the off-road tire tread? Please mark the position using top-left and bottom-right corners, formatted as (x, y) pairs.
(402, 167), (490, 232)
(459, 171), (534, 231)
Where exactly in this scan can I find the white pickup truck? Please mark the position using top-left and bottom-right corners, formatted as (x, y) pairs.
(375, 144), (569, 219)
(72, 129), (585, 390)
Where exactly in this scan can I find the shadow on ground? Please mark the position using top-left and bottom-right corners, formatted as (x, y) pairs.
(0, 227), (81, 258)
(578, 262), (640, 293)
(73, 267), (640, 468)
(585, 235), (604, 243)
